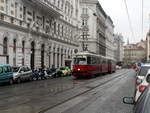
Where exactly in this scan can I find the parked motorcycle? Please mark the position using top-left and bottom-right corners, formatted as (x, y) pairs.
(32, 70), (39, 81)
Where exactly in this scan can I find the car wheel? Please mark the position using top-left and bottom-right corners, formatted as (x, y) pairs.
(38, 76), (41, 80)
(9, 79), (13, 85)
(33, 77), (37, 81)
(17, 78), (21, 84)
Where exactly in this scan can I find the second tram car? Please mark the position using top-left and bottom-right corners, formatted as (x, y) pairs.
(72, 51), (116, 78)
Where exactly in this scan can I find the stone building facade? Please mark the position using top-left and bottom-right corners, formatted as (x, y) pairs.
(0, 0), (80, 69)
(79, 0), (106, 56)
(105, 16), (115, 60)
(124, 40), (146, 63)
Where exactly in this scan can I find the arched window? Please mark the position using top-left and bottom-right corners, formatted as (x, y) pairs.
(13, 39), (16, 53)
(41, 44), (45, 68)
(57, 48), (59, 68)
(3, 37), (8, 55)
(13, 39), (17, 66)
(22, 41), (25, 54)
(61, 49), (63, 66)
(22, 41), (25, 65)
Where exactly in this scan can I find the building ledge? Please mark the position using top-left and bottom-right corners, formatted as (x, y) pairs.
(23, 0), (63, 18)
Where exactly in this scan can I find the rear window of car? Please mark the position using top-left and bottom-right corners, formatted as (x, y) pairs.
(138, 66), (150, 76)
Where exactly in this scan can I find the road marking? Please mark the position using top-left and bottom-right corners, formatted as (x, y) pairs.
(44, 96), (88, 113)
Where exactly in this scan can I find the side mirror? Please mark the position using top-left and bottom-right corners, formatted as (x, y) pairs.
(123, 97), (135, 105)
(146, 74), (150, 83)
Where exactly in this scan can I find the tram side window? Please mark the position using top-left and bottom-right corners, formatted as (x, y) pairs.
(102, 59), (106, 66)
(91, 57), (96, 64)
(87, 56), (91, 65)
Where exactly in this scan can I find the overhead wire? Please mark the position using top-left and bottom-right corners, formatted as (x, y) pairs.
(123, 0), (135, 41)
(141, 0), (144, 40)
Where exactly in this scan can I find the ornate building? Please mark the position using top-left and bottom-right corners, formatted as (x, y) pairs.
(79, 0), (107, 56)
(124, 40), (146, 63)
(105, 16), (115, 60)
(0, 0), (80, 69)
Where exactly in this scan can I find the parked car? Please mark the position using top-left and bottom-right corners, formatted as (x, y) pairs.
(134, 69), (150, 101)
(135, 64), (150, 95)
(123, 85), (150, 113)
(13, 66), (32, 83)
(0, 64), (13, 85)
(58, 67), (71, 77)
(136, 64), (150, 85)
(116, 65), (122, 70)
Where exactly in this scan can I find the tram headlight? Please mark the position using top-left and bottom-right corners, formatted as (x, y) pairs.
(78, 68), (80, 71)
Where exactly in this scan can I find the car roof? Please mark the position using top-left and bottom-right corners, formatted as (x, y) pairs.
(0, 64), (11, 67)
(141, 64), (150, 67)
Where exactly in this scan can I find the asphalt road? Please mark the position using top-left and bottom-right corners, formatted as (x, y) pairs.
(0, 69), (135, 113)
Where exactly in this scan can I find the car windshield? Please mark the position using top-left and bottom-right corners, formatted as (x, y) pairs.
(13, 67), (20, 72)
(138, 66), (150, 76)
(60, 67), (65, 70)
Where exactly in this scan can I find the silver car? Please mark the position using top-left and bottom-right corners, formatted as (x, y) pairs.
(13, 66), (32, 83)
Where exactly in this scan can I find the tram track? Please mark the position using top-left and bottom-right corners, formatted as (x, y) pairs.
(39, 69), (134, 113)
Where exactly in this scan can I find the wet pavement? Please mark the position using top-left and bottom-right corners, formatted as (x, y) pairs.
(0, 69), (135, 113)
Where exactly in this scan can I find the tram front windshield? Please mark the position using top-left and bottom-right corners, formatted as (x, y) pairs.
(74, 57), (87, 65)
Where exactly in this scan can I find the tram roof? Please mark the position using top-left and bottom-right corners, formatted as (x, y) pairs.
(75, 51), (116, 61)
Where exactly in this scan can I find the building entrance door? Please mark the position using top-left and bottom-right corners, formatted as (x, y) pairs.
(30, 41), (35, 70)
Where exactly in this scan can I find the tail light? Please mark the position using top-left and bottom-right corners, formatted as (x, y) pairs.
(139, 85), (148, 93)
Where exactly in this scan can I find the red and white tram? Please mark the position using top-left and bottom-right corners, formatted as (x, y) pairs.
(72, 51), (116, 78)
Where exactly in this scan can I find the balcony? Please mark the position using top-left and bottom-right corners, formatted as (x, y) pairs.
(23, 0), (62, 17)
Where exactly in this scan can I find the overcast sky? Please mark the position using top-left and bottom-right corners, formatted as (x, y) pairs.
(99, 0), (150, 44)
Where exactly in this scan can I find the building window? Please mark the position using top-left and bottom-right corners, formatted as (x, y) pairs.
(11, 17), (14, 24)
(82, 8), (88, 14)
(0, 6), (4, 11)
(57, 0), (60, 8)
(13, 39), (16, 53)
(62, 25), (64, 36)
(54, 22), (56, 34)
(22, 41), (25, 54)
(22, 41), (25, 66)
(20, 7), (22, 11)
(0, 13), (4, 20)
(49, 46), (51, 68)
(53, 47), (55, 67)
(0, 0), (5, 3)
(57, 48), (59, 68)
(11, 3), (14, 8)
(11, 10), (14, 15)
(3, 37), (7, 55)
(41, 44), (45, 68)
(58, 24), (60, 35)
(13, 39), (16, 66)
(61, 49), (63, 66)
